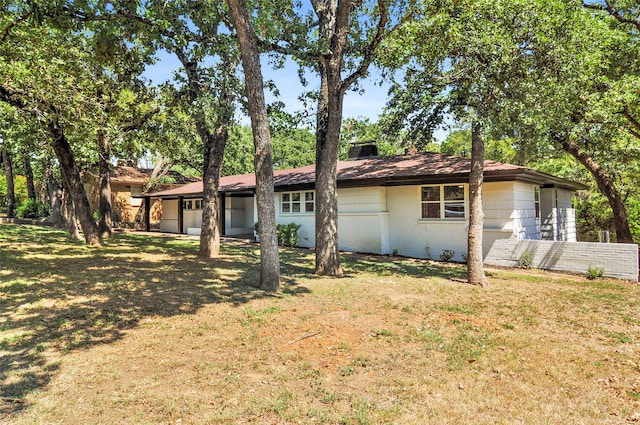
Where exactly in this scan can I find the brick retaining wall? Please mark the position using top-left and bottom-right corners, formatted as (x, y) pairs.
(484, 238), (639, 281)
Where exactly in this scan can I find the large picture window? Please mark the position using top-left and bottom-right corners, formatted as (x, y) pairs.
(281, 191), (314, 214)
(421, 185), (466, 219)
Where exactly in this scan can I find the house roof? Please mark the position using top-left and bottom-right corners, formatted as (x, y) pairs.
(86, 166), (200, 186)
(145, 152), (587, 198)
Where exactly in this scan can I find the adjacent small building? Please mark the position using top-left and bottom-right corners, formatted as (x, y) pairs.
(83, 165), (199, 227)
(143, 151), (586, 262)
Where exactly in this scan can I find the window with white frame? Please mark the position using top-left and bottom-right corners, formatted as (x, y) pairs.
(281, 191), (314, 213)
(183, 199), (202, 210)
(420, 184), (465, 219)
(130, 185), (143, 207)
(534, 187), (540, 219)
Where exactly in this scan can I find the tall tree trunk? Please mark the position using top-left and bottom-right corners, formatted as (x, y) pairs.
(2, 148), (16, 218)
(47, 116), (102, 246)
(199, 125), (227, 258)
(23, 154), (36, 200)
(60, 175), (82, 241)
(312, 0), (350, 277)
(57, 161), (81, 239)
(310, 0), (386, 276)
(467, 119), (488, 287)
(97, 130), (112, 238)
(228, 0), (280, 291)
(559, 136), (633, 243)
(314, 68), (344, 277)
(45, 159), (64, 227)
(173, 49), (234, 259)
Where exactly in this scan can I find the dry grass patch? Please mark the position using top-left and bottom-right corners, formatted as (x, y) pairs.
(1, 224), (639, 424)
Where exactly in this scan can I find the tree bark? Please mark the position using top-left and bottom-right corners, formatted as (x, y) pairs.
(45, 159), (65, 227)
(314, 65), (344, 277)
(559, 136), (633, 243)
(173, 48), (234, 260)
(23, 154), (36, 200)
(97, 130), (112, 238)
(228, 0), (280, 291)
(312, 0), (350, 277)
(199, 124), (227, 259)
(60, 175), (82, 241)
(467, 119), (488, 287)
(2, 148), (16, 218)
(310, 0), (387, 276)
(47, 116), (102, 246)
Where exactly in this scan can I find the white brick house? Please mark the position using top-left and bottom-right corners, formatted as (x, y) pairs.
(143, 151), (585, 263)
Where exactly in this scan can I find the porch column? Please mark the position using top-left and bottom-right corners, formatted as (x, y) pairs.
(144, 196), (151, 232)
(178, 196), (184, 234)
(219, 194), (226, 236)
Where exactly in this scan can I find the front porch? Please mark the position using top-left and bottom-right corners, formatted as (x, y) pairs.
(142, 192), (256, 237)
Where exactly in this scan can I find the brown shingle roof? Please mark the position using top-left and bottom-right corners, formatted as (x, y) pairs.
(103, 166), (199, 185)
(146, 152), (585, 198)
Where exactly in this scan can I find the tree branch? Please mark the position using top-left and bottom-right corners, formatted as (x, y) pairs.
(620, 105), (640, 140)
(583, 1), (640, 31)
(121, 107), (160, 133)
(341, 0), (389, 93)
(1, 11), (32, 45)
(257, 38), (323, 63)
(0, 85), (28, 110)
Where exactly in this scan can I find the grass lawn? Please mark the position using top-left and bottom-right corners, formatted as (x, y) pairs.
(1, 224), (639, 424)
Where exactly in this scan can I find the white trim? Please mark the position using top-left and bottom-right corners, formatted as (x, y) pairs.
(281, 190), (315, 214)
(420, 184), (467, 220)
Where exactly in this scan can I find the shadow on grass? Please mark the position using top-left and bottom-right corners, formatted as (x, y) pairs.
(0, 225), (465, 418)
(342, 252), (468, 280)
(0, 225), (310, 418)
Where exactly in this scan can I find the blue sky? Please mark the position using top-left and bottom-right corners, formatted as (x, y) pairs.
(144, 50), (450, 141)
(144, 50), (392, 124)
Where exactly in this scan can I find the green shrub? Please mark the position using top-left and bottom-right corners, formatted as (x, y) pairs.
(586, 266), (605, 280)
(277, 222), (302, 247)
(253, 222), (301, 247)
(519, 252), (534, 269)
(16, 199), (50, 219)
(439, 249), (455, 262)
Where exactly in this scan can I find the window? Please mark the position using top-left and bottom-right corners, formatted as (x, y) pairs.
(183, 199), (202, 210)
(130, 185), (143, 207)
(281, 191), (314, 214)
(421, 185), (465, 219)
(304, 192), (314, 212)
(534, 187), (540, 219)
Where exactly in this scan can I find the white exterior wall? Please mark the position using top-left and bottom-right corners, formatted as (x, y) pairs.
(159, 199), (179, 233)
(386, 186), (468, 261)
(157, 181), (579, 263)
(513, 182), (539, 240)
(483, 182), (521, 253)
(225, 196), (254, 235)
(337, 188), (389, 254)
(183, 209), (200, 232)
(274, 187), (389, 254)
(540, 188), (576, 242)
